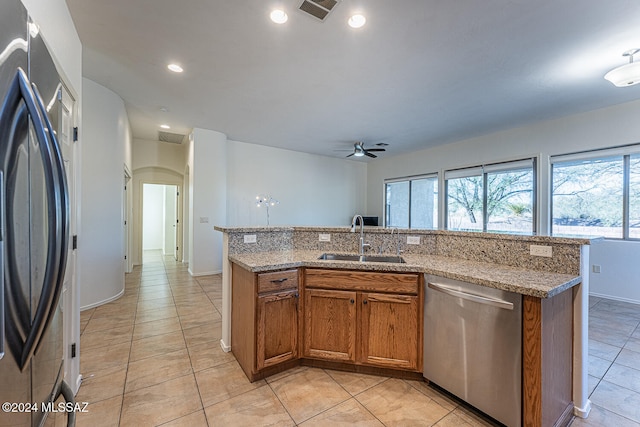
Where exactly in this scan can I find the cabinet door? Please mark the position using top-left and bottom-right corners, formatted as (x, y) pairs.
(359, 292), (419, 370)
(304, 288), (357, 362)
(256, 289), (299, 370)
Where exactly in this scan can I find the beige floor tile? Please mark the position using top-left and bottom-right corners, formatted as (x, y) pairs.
(407, 380), (459, 412)
(603, 363), (640, 394)
(125, 348), (193, 393)
(325, 369), (388, 396)
(204, 384), (294, 427)
(356, 378), (449, 426)
(120, 374), (202, 427)
(129, 330), (186, 362)
(179, 311), (221, 329)
(80, 324), (133, 351)
(187, 341), (237, 372)
(137, 287), (173, 301)
(136, 296), (175, 312)
(299, 398), (384, 426)
(269, 367), (351, 424)
(159, 410), (209, 427)
(590, 380), (640, 422)
(433, 411), (477, 427)
(571, 404), (640, 427)
(74, 395), (122, 427)
(80, 341), (131, 373)
(76, 364), (127, 403)
(182, 321), (222, 347)
(133, 316), (183, 340)
(195, 360), (266, 407)
(135, 306), (179, 324)
(83, 314), (135, 334)
(80, 308), (95, 323)
(92, 302), (138, 318)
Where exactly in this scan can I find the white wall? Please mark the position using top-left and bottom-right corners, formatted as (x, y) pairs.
(142, 184), (164, 250)
(164, 185), (177, 256)
(367, 98), (640, 303)
(132, 138), (186, 173)
(226, 140), (368, 226)
(188, 129), (227, 275)
(80, 78), (131, 308)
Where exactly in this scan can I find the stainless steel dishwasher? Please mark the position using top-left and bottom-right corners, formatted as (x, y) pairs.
(424, 275), (522, 427)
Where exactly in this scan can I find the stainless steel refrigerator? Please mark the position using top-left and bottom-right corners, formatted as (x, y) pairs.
(1, 0), (73, 425)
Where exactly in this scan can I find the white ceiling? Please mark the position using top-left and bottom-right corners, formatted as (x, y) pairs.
(65, 0), (640, 160)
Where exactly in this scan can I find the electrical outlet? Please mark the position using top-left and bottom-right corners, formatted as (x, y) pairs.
(407, 236), (421, 245)
(530, 245), (552, 257)
(243, 234), (257, 244)
(319, 233), (331, 242)
(592, 265), (601, 273)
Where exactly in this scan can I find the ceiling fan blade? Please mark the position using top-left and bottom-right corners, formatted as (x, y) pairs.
(346, 153), (354, 158)
(365, 152), (377, 158)
(365, 148), (386, 152)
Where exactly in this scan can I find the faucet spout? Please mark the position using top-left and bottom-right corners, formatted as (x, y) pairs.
(351, 214), (370, 255)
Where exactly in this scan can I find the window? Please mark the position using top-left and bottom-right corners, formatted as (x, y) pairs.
(552, 146), (640, 239)
(385, 175), (437, 229)
(445, 159), (536, 234)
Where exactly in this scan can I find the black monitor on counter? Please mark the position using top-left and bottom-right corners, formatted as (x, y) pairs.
(354, 216), (378, 226)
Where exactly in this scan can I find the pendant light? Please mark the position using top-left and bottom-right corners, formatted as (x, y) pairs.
(604, 49), (640, 87)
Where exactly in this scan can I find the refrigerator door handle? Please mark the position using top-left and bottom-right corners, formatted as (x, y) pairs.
(427, 282), (515, 310)
(1, 68), (67, 369)
(31, 81), (69, 357)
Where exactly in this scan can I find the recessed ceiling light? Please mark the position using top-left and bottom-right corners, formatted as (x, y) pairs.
(160, 124), (171, 129)
(270, 9), (288, 24)
(348, 14), (366, 29)
(167, 63), (183, 73)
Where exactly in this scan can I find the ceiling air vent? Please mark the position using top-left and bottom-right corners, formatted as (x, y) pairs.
(158, 131), (186, 144)
(299, 0), (339, 21)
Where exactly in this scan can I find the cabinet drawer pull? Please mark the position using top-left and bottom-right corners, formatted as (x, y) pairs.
(270, 278), (288, 283)
(363, 300), (368, 305)
(350, 299), (355, 304)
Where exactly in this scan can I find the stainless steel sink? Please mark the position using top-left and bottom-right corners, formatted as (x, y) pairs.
(318, 253), (405, 263)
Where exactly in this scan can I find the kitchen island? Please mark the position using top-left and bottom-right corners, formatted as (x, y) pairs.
(215, 226), (598, 427)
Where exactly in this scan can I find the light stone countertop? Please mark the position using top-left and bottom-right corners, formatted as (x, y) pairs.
(228, 250), (581, 298)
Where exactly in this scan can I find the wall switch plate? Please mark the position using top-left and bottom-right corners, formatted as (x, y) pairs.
(530, 245), (552, 257)
(199, 217), (209, 223)
(407, 236), (421, 245)
(243, 234), (257, 244)
(319, 233), (331, 242)
(592, 265), (601, 273)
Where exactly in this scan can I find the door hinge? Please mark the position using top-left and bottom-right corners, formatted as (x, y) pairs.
(124, 255), (127, 260)
(71, 343), (77, 358)
(72, 235), (78, 250)
(176, 219), (179, 224)
(73, 127), (78, 142)
(176, 246), (179, 251)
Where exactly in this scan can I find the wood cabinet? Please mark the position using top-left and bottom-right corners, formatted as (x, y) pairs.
(231, 264), (300, 381)
(303, 269), (421, 371)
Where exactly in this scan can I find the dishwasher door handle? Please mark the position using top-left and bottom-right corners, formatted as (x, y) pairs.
(427, 282), (514, 310)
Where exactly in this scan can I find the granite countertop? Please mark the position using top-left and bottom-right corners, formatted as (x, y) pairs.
(228, 250), (581, 298)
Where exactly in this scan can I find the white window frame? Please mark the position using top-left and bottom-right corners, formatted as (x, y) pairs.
(383, 173), (438, 229)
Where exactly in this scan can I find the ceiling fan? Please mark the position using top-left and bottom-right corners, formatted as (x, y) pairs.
(345, 141), (386, 158)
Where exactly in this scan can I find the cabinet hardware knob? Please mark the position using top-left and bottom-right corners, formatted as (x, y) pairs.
(350, 299), (355, 304)
(270, 278), (288, 283)
(363, 300), (368, 305)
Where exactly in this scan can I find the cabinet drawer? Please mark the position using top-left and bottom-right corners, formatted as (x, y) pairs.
(305, 269), (419, 294)
(258, 269), (299, 293)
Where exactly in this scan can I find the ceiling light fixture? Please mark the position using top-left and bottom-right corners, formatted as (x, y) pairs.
(270, 9), (288, 24)
(167, 63), (183, 73)
(160, 124), (170, 129)
(348, 14), (366, 28)
(604, 49), (640, 87)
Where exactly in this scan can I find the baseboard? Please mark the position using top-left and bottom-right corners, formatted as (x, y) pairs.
(79, 288), (125, 311)
(220, 338), (231, 353)
(590, 292), (640, 305)
(189, 269), (222, 277)
(574, 399), (592, 419)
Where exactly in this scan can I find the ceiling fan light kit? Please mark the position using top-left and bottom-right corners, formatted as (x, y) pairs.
(346, 141), (386, 159)
(605, 49), (640, 87)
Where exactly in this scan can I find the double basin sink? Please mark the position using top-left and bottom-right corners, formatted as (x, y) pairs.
(318, 253), (406, 264)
